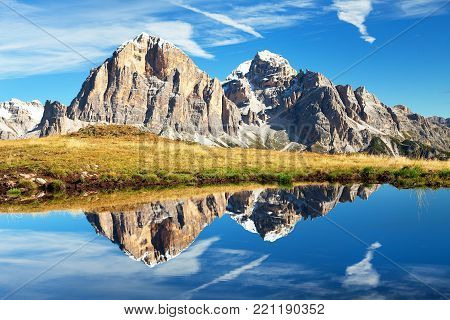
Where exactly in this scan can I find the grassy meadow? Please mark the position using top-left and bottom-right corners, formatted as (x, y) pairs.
(1, 125), (449, 202)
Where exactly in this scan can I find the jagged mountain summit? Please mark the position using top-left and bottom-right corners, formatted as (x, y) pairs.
(223, 51), (450, 156)
(65, 33), (241, 145)
(0, 98), (43, 139)
(1, 33), (449, 158)
(429, 116), (450, 128)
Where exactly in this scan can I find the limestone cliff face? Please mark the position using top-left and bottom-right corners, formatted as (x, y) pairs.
(2, 33), (448, 159)
(85, 184), (380, 266)
(68, 33), (241, 138)
(390, 105), (450, 150)
(223, 52), (450, 156)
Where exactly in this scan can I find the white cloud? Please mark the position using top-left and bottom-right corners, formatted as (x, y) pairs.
(146, 21), (214, 59)
(232, 0), (315, 30)
(343, 242), (381, 288)
(397, 0), (448, 17)
(173, 2), (263, 38)
(332, 0), (376, 43)
(0, 0), (213, 78)
(186, 254), (269, 296)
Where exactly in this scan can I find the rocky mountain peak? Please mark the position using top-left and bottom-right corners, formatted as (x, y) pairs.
(67, 33), (241, 138)
(301, 70), (334, 89)
(1, 34), (448, 159)
(225, 60), (252, 82)
(0, 98), (44, 139)
(428, 116), (450, 128)
(248, 50), (297, 88)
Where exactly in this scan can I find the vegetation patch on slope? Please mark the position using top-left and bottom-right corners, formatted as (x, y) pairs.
(1, 125), (449, 203)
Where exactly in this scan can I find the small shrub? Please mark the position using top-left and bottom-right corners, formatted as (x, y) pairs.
(438, 169), (450, 179)
(47, 168), (69, 179)
(7, 188), (21, 197)
(257, 172), (278, 183)
(100, 173), (120, 183)
(47, 180), (66, 193)
(277, 172), (293, 186)
(132, 173), (159, 184)
(167, 173), (195, 184)
(224, 168), (241, 181)
(395, 166), (423, 179)
(17, 179), (37, 192)
(361, 167), (376, 180)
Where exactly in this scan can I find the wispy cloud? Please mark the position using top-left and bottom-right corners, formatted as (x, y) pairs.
(343, 242), (381, 288)
(397, 0), (449, 17)
(332, 0), (376, 43)
(232, 0), (315, 30)
(0, 0), (213, 78)
(173, 2), (263, 38)
(147, 21), (213, 59)
(185, 254), (269, 297)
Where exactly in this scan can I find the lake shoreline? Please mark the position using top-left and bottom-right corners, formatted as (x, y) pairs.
(1, 171), (449, 211)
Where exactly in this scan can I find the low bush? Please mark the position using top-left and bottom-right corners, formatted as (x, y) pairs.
(6, 188), (21, 197)
(47, 180), (66, 193)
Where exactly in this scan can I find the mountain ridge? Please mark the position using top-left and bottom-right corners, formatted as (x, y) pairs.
(1, 33), (449, 159)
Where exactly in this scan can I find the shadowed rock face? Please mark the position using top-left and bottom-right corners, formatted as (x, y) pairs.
(429, 116), (450, 128)
(86, 184), (379, 266)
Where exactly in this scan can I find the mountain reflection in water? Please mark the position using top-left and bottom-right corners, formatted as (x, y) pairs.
(85, 184), (379, 267)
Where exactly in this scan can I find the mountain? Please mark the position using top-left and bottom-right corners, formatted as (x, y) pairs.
(85, 184), (379, 266)
(1, 33), (449, 159)
(429, 116), (450, 128)
(64, 33), (241, 145)
(223, 51), (450, 156)
(0, 99), (43, 139)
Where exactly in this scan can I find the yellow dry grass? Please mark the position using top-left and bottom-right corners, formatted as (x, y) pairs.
(1, 131), (447, 177)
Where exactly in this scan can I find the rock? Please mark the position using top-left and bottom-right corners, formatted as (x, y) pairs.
(19, 173), (35, 179)
(35, 178), (47, 185)
(35, 192), (46, 199)
(223, 51), (450, 157)
(428, 116), (450, 128)
(35, 101), (85, 137)
(67, 33), (241, 139)
(2, 33), (448, 159)
(0, 99), (43, 139)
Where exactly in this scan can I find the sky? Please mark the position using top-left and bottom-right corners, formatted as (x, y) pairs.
(0, 0), (449, 117)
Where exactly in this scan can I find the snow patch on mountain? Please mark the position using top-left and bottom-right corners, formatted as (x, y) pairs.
(225, 60), (251, 82)
(0, 98), (44, 139)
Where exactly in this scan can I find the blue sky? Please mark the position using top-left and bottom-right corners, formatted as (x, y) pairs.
(0, 0), (449, 117)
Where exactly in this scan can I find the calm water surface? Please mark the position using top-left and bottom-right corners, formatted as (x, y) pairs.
(0, 184), (449, 299)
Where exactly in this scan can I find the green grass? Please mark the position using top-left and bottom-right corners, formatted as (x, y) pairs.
(6, 188), (21, 197)
(0, 125), (448, 201)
